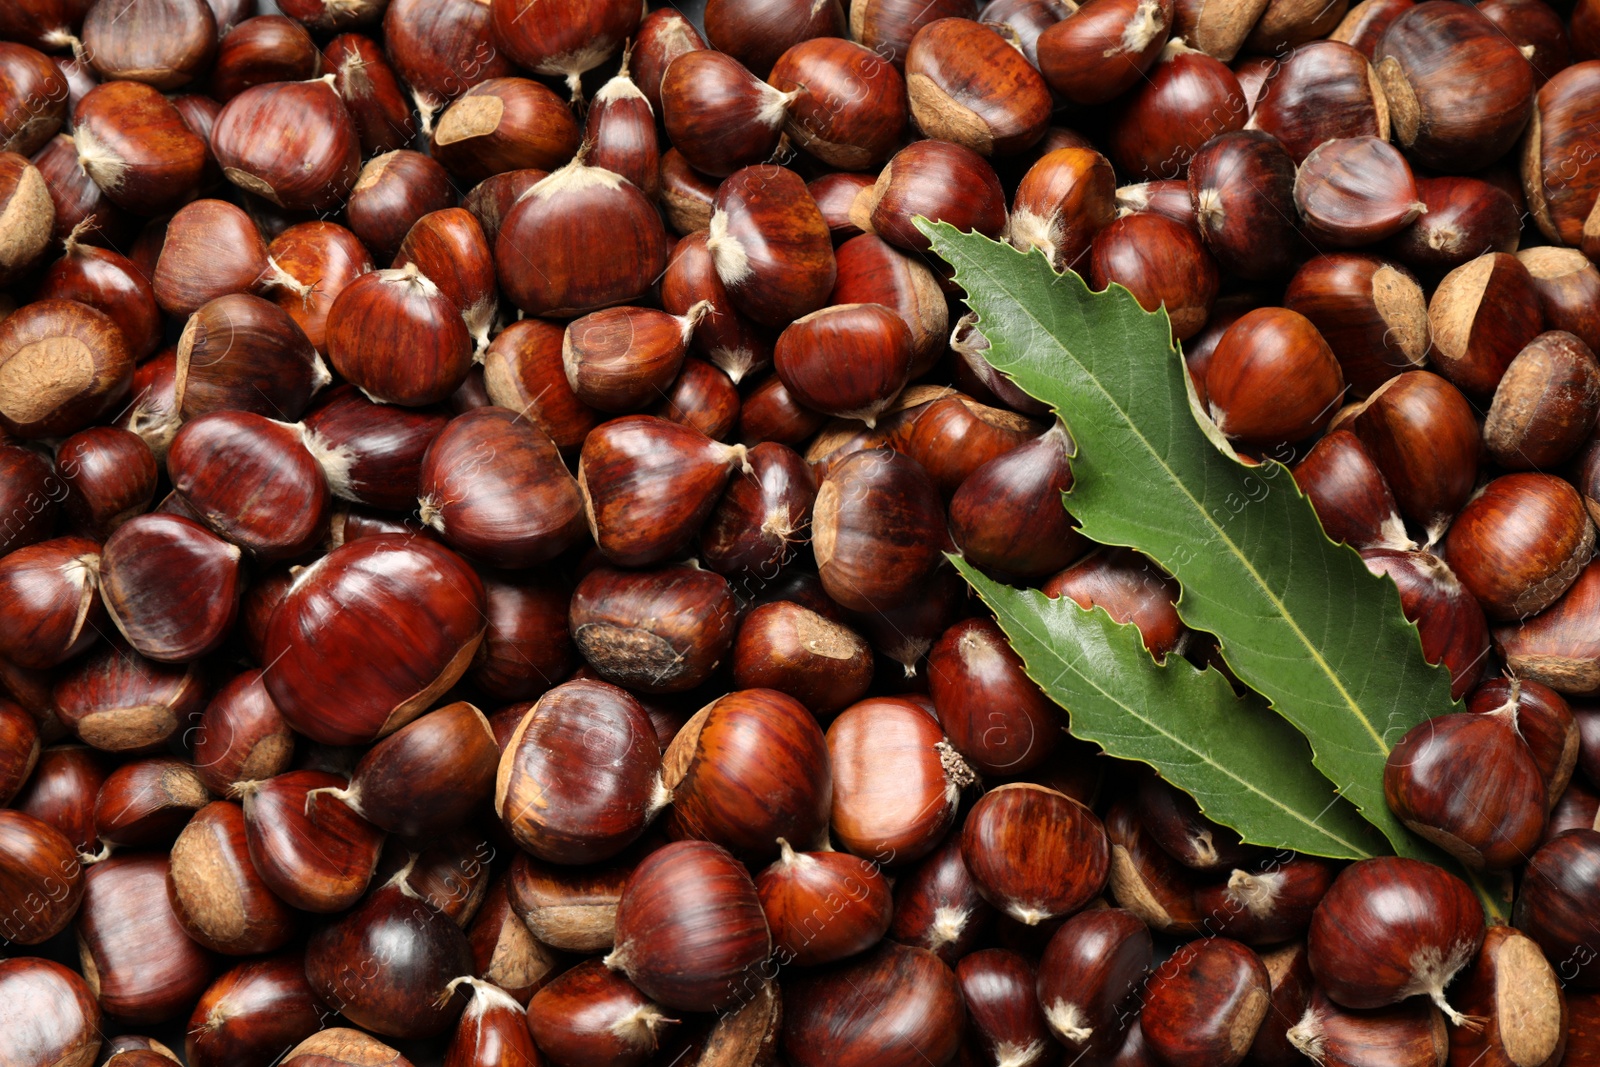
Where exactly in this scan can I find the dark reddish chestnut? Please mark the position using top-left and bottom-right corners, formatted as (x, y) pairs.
(0, 299), (131, 440)
(707, 164), (836, 329)
(14, 745), (105, 854)
(1445, 473), (1594, 622)
(211, 77), (360, 212)
(812, 448), (945, 613)
(1514, 829), (1600, 990)
(1294, 136), (1425, 248)
(731, 602), (872, 717)
(1468, 676), (1579, 808)
(488, 0), (638, 102)
(236, 770), (382, 913)
(36, 235), (160, 361)
(383, 0), (514, 125)
(1249, 40), (1389, 163)
(167, 800), (295, 956)
(1428, 252), (1545, 398)
(262, 536), (486, 745)
(527, 958), (673, 1066)
(1444, 924), (1567, 1067)
(1141, 938), (1271, 1067)
(660, 50), (794, 179)
(442, 977), (540, 1067)
(0, 698), (39, 804)
(0, 537), (104, 670)
(1389, 177), (1521, 277)
(344, 151), (452, 260)
(98, 513), (241, 663)
(781, 941), (964, 1067)
(1361, 548), (1489, 700)
(1518, 247), (1600, 355)
(568, 564), (739, 695)
(585, 56), (659, 199)
(1286, 990), (1449, 1067)
(325, 263), (472, 407)
(470, 572), (573, 703)
(956, 948), (1053, 1067)
(904, 17), (1051, 156)
(507, 850), (634, 952)
(259, 221), (374, 354)
(962, 783), (1109, 925)
(1044, 547), (1189, 662)
(77, 853), (213, 1024)
(862, 139), (1008, 253)
(0, 808), (83, 944)
(281, 1029), (414, 1067)
(1351, 371), (1481, 541)
(92, 756), (207, 847)
(1107, 44), (1247, 181)
(1036, 907), (1151, 1056)
(322, 33), (415, 156)
(53, 640), (205, 754)
(1307, 856), (1485, 1022)
(465, 875), (559, 1004)
(1103, 801), (1207, 934)
(190, 670), (292, 797)
(1292, 429), (1410, 550)
(1037, 0), (1172, 104)
(770, 37), (906, 171)
(927, 618), (1060, 776)
(757, 837), (892, 966)
(1205, 307), (1345, 448)
(1282, 254), (1428, 397)
(173, 293), (326, 422)
(79, 0), (215, 89)
(1483, 332), (1600, 471)
(1089, 212), (1219, 341)
(186, 955), (323, 1067)
(1494, 562), (1600, 698)
(605, 840), (771, 1013)
(72, 81), (207, 215)
(429, 77), (579, 182)
(305, 865), (474, 1039)
(634, 7), (707, 115)
(0, 958), (101, 1067)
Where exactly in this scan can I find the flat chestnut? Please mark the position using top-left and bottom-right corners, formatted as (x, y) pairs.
(174, 293), (327, 423)
(262, 536), (486, 745)
(98, 513), (241, 663)
(1294, 136), (1425, 248)
(1249, 40), (1389, 163)
(904, 17), (1052, 156)
(605, 839), (772, 1013)
(0, 298), (131, 440)
(1445, 473), (1594, 622)
(53, 640), (205, 754)
(770, 37), (907, 170)
(562, 304), (700, 413)
(1282, 254), (1428, 396)
(928, 618), (1061, 775)
(0, 536), (104, 670)
(812, 448), (946, 612)
(93, 756), (207, 847)
(168, 800), (296, 956)
(1351, 371), (1480, 542)
(1428, 252), (1545, 397)
(1287, 990), (1449, 1067)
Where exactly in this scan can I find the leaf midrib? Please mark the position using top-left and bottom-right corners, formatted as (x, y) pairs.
(963, 255), (1386, 757)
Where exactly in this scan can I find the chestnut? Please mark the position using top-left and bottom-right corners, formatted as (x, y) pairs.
(465, 875), (558, 1004)
(1104, 800), (1207, 934)
(344, 150), (453, 260)
(526, 957), (672, 1067)
(0, 536), (104, 670)
(1384, 710), (1546, 869)
(236, 770), (382, 913)
(417, 408), (583, 568)
(1286, 990), (1450, 1067)
(1109, 44), (1247, 180)
(166, 411), (331, 560)
(634, 7), (706, 115)
(1514, 829), (1600, 990)
(55, 427), (155, 539)
(1292, 429), (1409, 550)
(812, 448), (946, 613)
(211, 76), (361, 212)
(508, 849), (634, 952)
(1044, 547), (1189, 662)
(781, 941), (964, 1067)
(497, 156), (670, 318)
(904, 17), (1051, 156)
(77, 853), (213, 1024)
(190, 670), (292, 797)
(1389, 177), (1521, 278)
(1445, 473), (1594, 622)
(1522, 62), (1600, 254)
(1428, 252), (1546, 398)
(563, 304), (699, 413)
(1351, 371), (1480, 542)
(1519, 247), (1600, 354)
(730, 601), (873, 717)
(262, 535), (486, 745)
(862, 139), (1008, 253)
(1141, 938), (1271, 1067)
(811, 172), (876, 242)
(376, 833), (495, 927)
(950, 421), (1085, 578)
(0, 808), (83, 945)
(0, 957), (101, 1067)
(661, 50), (795, 179)
(658, 148), (717, 235)
(1494, 562), (1600, 698)
(282, 1030), (413, 1067)
(0, 298), (131, 440)
(1484, 332), (1600, 471)
(429, 77), (580, 182)
(1294, 136), (1425, 247)
(0, 697), (39, 804)
(1006, 147), (1117, 275)
(708, 164), (837, 328)
(0, 43), (67, 158)
(93, 756), (207, 847)
(98, 513), (241, 663)
(663, 688), (831, 862)
(569, 563), (739, 695)
(1249, 40), (1389, 163)
(830, 233), (948, 376)
(469, 571), (574, 703)
(325, 262), (472, 407)
(70, 81), (205, 215)
(926, 618), (1060, 776)
(322, 33), (415, 157)
(775, 303), (912, 426)
(1188, 130), (1303, 281)
(770, 37), (907, 171)
(481, 318), (601, 453)
(1307, 855), (1485, 1022)
(186, 955), (323, 1067)
(383, 0), (514, 126)
(962, 783), (1109, 925)
(887, 831), (993, 964)
(488, 0), (637, 102)
(1037, 0), (1172, 103)
(167, 799), (296, 956)
(1036, 907), (1150, 1056)
(1374, 0), (1535, 171)
(305, 865), (475, 1039)
(173, 293), (326, 423)
(1205, 307), (1345, 448)
(34, 232), (157, 363)
(740, 374), (828, 447)
(258, 221), (373, 355)
(1361, 548), (1490, 699)
(757, 837), (893, 966)
(885, 392), (1042, 498)
(952, 949), (1051, 1067)
(1282, 254), (1428, 397)
(583, 59), (658, 199)
(605, 839), (771, 1013)
(497, 679), (666, 864)
(1470, 676), (1579, 809)
(53, 639), (205, 754)
(79, 0), (215, 89)
(1089, 212), (1219, 341)
(15, 745), (106, 854)
(828, 696), (976, 865)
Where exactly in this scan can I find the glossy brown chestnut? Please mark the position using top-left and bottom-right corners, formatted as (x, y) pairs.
(887, 831), (993, 964)
(782, 941), (964, 1067)
(258, 221), (374, 354)
(730, 602), (872, 717)
(429, 77), (579, 182)
(0, 808), (82, 945)
(634, 7), (706, 115)
(1249, 40), (1388, 163)
(186, 955), (323, 1067)
(344, 151), (453, 260)
(0, 697), (39, 804)
(605, 839), (771, 1013)
(1494, 562), (1600, 697)
(469, 571), (573, 703)
(0, 536), (103, 670)
(1351, 371), (1480, 541)
(1044, 547), (1189, 662)
(167, 799), (295, 956)
(1294, 136), (1424, 248)
(1443, 924), (1566, 1067)
(1389, 178), (1521, 278)
(92, 756), (206, 848)
(497, 156), (670, 318)
(1187, 130), (1302, 282)
(36, 235), (159, 361)
(1035, 0), (1170, 103)
(322, 33), (415, 156)
(497, 679), (666, 864)
(417, 408), (583, 568)
(71, 81), (207, 215)
(325, 263), (472, 407)
(1205, 307), (1345, 448)
(211, 76), (360, 211)
(660, 50), (794, 179)
(926, 618), (1060, 776)
(756, 837), (892, 966)
(861, 138), (1008, 253)
(281, 1029), (414, 1067)
(1428, 252), (1545, 398)
(1361, 548), (1490, 699)
(812, 447), (946, 612)
(769, 37), (905, 171)
(465, 875), (558, 1004)
(1282, 254), (1428, 397)
(236, 770), (381, 913)
(14, 745), (104, 854)
(173, 293), (326, 423)
(0, 957), (101, 1067)
(655, 356), (741, 441)
(1482, 332), (1600, 473)
(79, 0), (215, 89)
(382, 0), (513, 123)
(904, 17), (1051, 156)
(527, 958), (674, 1067)
(1103, 801), (1207, 934)
(1286, 989), (1449, 1067)
(507, 849), (635, 952)
(1468, 676), (1579, 808)
(1522, 62), (1600, 257)
(1517, 248), (1600, 355)
(1375, 1), (1535, 171)
(53, 640), (204, 754)
(1308, 856), (1485, 1021)
(775, 303), (912, 426)
(0, 298), (131, 440)
(569, 563), (739, 696)
(706, 164), (836, 329)
(263, 536), (485, 744)
(305, 867), (474, 1040)
(954, 948), (1052, 1067)
(77, 853), (213, 1023)
(962, 783), (1109, 925)
(1034, 907), (1151, 1056)
(561, 304), (697, 413)
(1089, 212), (1219, 340)
(1292, 428), (1409, 550)
(1514, 829), (1600, 990)
(98, 513), (241, 662)
(663, 688), (832, 862)
(1445, 473), (1594, 622)
(1141, 937), (1271, 1067)
(190, 670), (292, 798)
(1108, 43), (1247, 180)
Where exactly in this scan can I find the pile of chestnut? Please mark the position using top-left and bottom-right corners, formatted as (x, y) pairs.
(3, 0), (1600, 1063)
